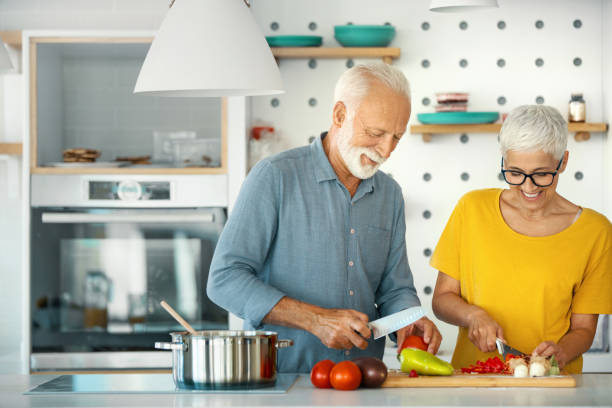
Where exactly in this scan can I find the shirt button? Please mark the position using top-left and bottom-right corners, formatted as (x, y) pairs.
(349, 290), (354, 296)
(350, 228), (355, 234)
(345, 350), (350, 356)
(348, 261), (354, 267)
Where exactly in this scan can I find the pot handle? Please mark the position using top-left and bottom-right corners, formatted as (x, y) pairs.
(276, 339), (294, 348)
(155, 342), (186, 351)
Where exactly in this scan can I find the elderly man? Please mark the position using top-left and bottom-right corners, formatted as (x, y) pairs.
(207, 62), (442, 373)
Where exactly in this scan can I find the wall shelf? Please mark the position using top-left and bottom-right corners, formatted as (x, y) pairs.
(271, 47), (400, 64)
(0, 30), (22, 48)
(30, 167), (226, 175)
(0, 143), (22, 155)
(411, 122), (608, 142)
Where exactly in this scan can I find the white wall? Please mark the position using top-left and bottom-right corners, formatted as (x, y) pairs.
(0, 0), (610, 373)
(250, 0), (610, 359)
(604, 0), (612, 211)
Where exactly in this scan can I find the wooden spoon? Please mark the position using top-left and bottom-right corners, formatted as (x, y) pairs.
(160, 300), (197, 335)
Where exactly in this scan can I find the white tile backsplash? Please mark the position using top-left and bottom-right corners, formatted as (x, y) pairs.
(49, 51), (222, 159)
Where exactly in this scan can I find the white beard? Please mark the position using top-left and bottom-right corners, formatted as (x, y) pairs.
(336, 119), (385, 179)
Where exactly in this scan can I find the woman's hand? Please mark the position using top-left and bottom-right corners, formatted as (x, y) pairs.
(466, 307), (505, 353)
(433, 272), (504, 353)
(533, 341), (566, 368)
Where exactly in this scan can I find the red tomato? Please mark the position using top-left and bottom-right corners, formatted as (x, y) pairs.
(399, 335), (428, 352)
(310, 359), (335, 388)
(330, 361), (362, 391)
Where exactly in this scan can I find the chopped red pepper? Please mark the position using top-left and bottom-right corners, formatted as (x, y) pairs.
(409, 369), (418, 378)
(505, 353), (522, 363)
(461, 356), (511, 375)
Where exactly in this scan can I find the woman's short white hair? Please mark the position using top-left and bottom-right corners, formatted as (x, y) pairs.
(333, 62), (411, 115)
(499, 105), (568, 160)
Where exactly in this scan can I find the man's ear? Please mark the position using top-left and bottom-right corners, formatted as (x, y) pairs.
(332, 101), (347, 127)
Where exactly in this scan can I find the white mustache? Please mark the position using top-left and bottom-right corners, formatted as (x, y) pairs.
(362, 149), (385, 165)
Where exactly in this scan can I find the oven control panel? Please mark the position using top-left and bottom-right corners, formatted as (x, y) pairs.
(89, 181), (171, 201)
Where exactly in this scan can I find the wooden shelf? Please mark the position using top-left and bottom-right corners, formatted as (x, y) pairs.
(0, 142), (22, 155)
(0, 30), (21, 47)
(411, 122), (608, 142)
(30, 167), (226, 175)
(271, 47), (400, 64)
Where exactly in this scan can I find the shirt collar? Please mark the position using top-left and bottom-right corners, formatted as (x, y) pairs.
(311, 132), (339, 183)
(311, 132), (376, 196)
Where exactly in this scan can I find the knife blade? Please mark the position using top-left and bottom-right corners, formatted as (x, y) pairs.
(368, 306), (425, 339)
(495, 338), (527, 359)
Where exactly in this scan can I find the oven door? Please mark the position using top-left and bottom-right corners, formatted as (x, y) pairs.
(29, 207), (228, 371)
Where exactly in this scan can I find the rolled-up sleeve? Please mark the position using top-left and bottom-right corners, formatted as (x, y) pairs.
(206, 160), (286, 328)
(374, 188), (421, 320)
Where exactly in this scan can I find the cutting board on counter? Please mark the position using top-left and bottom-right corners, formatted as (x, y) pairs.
(381, 370), (576, 388)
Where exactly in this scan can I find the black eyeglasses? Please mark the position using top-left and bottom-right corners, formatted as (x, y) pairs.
(500, 157), (563, 187)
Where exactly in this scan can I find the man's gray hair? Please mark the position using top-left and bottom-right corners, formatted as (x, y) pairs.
(499, 105), (568, 160)
(333, 62), (411, 116)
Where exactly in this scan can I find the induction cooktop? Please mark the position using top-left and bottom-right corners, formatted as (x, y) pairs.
(25, 373), (298, 395)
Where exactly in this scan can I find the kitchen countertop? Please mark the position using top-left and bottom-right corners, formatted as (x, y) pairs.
(2, 373), (612, 407)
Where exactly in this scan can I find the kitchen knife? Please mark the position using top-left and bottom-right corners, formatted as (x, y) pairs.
(368, 306), (425, 339)
(496, 338), (527, 359)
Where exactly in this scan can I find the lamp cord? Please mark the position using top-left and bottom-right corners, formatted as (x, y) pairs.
(168, 0), (250, 7)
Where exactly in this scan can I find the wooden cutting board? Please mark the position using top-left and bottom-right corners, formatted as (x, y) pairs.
(381, 370), (576, 388)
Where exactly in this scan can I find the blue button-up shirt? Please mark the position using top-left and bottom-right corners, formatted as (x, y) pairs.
(207, 133), (420, 373)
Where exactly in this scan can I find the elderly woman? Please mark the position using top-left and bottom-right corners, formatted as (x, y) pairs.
(431, 105), (612, 373)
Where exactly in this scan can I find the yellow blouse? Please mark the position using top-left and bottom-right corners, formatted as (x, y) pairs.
(430, 188), (612, 373)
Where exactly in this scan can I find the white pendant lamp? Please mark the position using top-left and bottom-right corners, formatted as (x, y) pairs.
(429, 0), (499, 12)
(0, 41), (13, 70)
(134, 0), (283, 97)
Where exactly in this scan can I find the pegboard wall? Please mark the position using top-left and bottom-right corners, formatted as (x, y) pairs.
(250, 0), (609, 354)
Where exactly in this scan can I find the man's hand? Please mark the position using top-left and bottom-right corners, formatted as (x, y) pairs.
(263, 297), (371, 350)
(466, 307), (505, 353)
(310, 308), (372, 350)
(396, 316), (442, 355)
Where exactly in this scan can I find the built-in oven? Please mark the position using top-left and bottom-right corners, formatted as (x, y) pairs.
(29, 174), (229, 371)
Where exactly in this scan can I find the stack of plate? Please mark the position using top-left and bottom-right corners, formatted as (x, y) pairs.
(265, 36), (322, 47)
(418, 91), (499, 124)
(435, 92), (468, 112)
(417, 111), (500, 125)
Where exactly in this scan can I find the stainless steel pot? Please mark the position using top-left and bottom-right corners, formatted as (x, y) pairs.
(155, 330), (293, 389)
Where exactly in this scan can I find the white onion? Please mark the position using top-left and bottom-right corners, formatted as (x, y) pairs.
(514, 364), (529, 378)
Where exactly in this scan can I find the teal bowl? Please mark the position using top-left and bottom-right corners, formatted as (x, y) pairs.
(334, 25), (396, 47)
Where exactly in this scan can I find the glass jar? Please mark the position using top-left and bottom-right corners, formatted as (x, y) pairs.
(83, 270), (112, 330)
(569, 93), (586, 122)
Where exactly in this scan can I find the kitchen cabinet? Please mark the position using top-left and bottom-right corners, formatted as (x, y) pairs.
(411, 123), (609, 142)
(26, 34), (227, 174)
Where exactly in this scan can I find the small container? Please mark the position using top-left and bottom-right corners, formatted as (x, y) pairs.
(128, 293), (147, 326)
(83, 271), (112, 330)
(171, 138), (221, 167)
(569, 93), (586, 122)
